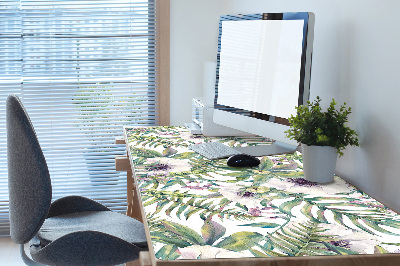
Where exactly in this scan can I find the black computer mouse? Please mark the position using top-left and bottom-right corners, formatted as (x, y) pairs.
(227, 154), (260, 167)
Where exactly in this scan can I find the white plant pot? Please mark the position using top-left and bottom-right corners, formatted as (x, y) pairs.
(302, 144), (338, 183)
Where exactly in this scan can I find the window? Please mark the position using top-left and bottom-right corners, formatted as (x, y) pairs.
(0, 0), (169, 236)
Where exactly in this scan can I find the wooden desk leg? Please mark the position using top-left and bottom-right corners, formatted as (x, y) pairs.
(127, 169), (143, 222)
(124, 259), (140, 266)
(139, 252), (152, 266)
(126, 169), (134, 217)
(125, 171), (148, 266)
(124, 252), (151, 266)
(117, 137), (148, 266)
(115, 155), (142, 222)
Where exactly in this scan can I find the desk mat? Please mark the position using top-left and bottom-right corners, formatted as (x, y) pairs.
(125, 126), (400, 260)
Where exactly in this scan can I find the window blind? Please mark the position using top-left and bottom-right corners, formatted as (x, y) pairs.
(0, 0), (159, 236)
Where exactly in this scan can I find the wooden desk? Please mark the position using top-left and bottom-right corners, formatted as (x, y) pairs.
(119, 126), (400, 266)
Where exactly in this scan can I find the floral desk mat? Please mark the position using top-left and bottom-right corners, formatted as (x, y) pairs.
(125, 126), (400, 260)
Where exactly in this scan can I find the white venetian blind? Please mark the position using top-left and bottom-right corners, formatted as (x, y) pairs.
(0, 0), (159, 236)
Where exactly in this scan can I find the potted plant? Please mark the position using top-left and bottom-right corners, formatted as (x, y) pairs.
(285, 96), (359, 183)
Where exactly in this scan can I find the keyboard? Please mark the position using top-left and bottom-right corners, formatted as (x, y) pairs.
(189, 142), (242, 160)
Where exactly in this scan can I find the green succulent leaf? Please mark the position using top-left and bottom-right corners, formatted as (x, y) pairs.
(130, 147), (163, 158)
(279, 198), (302, 215)
(215, 231), (264, 251)
(374, 245), (389, 254)
(201, 220), (226, 245)
(150, 232), (192, 247)
(238, 222), (281, 228)
(155, 244), (181, 260)
(259, 157), (274, 171)
(161, 221), (205, 245)
(171, 152), (196, 159)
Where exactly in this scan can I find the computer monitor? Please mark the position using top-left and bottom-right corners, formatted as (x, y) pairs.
(213, 12), (315, 156)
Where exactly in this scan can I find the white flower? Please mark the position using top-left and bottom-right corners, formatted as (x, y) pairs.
(146, 157), (192, 173)
(320, 223), (380, 254)
(319, 178), (354, 194)
(177, 247), (201, 259)
(265, 177), (353, 195)
(218, 183), (260, 208)
(177, 245), (245, 259)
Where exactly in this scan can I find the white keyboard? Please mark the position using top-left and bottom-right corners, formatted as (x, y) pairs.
(189, 142), (242, 160)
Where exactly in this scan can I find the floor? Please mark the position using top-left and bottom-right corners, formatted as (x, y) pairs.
(0, 237), (25, 266)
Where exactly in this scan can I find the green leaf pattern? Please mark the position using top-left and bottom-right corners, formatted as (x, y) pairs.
(125, 126), (400, 260)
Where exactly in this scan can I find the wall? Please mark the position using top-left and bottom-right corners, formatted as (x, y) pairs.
(170, 0), (400, 212)
(170, 0), (228, 124)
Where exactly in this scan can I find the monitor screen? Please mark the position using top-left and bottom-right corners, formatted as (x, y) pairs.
(213, 13), (314, 156)
(217, 19), (304, 119)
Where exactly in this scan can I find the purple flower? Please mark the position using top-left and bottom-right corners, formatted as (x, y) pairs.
(147, 163), (170, 171)
(248, 207), (262, 216)
(184, 183), (212, 190)
(328, 239), (350, 249)
(236, 191), (255, 198)
(146, 172), (167, 178)
(287, 177), (318, 187)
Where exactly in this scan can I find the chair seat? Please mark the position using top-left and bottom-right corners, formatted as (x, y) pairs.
(37, 211), (147, 248)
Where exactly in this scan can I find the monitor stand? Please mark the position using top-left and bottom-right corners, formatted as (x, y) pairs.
(232, 141), (298, 157)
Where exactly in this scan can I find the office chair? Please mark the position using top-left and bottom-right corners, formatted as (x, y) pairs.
(6, 94), (148, 265)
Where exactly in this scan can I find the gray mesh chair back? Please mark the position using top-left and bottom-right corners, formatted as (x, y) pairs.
(6, 94), (148, 265)
(7, 94), (52, 244)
